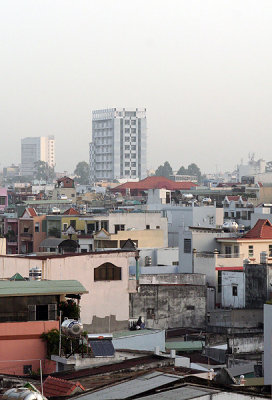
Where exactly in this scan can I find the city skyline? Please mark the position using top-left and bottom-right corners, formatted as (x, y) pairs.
(1, 1), (272, 174)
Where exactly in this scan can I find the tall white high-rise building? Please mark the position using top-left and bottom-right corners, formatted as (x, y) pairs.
(21, 136), (55, 177)
(89, 108), (147, 182)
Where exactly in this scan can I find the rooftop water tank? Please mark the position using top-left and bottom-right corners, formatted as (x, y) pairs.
(61, 319), (83, 337)
(3, 388), (45, 400)
(29, 266), (42, 281)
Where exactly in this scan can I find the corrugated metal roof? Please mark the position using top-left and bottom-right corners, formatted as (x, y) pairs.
(39, 238), (64, 247)
(136, 385), (219, 400)
(71, 371), (182, 400)
(165, 341), (204, 352)
(0, 280), (88, 296)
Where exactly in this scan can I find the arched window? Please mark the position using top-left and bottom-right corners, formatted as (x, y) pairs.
(94, 263), (121, 281)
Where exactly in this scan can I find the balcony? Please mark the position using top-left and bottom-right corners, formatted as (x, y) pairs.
(20, 233), (33, 239)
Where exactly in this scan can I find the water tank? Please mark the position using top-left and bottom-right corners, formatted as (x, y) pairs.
(222, 220), (238, 232)
(29, 266), (42, 281)
(61, 319), (83, 337)
(260, 251), (268, 264)
(3, 388), (45, 400)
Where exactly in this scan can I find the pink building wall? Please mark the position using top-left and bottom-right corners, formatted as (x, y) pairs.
(0, 320), (58, 375)
(0, 252), (134, 332)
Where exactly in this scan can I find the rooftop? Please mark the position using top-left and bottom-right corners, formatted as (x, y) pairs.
(0, 279), (88, 297)
(111, 176), (197, 192)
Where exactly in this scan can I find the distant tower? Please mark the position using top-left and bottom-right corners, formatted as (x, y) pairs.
(89, 108), (147, 183)
(21, 136), (55, 177)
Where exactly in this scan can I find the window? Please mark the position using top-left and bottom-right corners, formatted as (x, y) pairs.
(146, 225), (150, 229)
(248, 245), (254, 257)
(0, 197), (6, 205)
(224, 212), (229, 218)
(24, 227), (29, 233)
(232, 285), (238, 296)
(94, 262), (121, 281)
(131, 162), (136, 167)
(131, 128), (136, 133)
(125, 128), (130, 133)
(156, 226), (160, 229)
(125, 145), (130, 150)
(131, 137), (136, 142)
(269, 245), (272, 257)
(125, 162), (130, 167)
(125, 119), (130, 125)
(146, 308), (155, 319)
(35, 222), (39, 232)
(132, 170), (136, 175)
(114, 224), (125, 233)
(131, 153), (136, 159)
(87, 223), (95, 233)
(81, 249), (87, 253)
(23, 365), (32, 375)
(125, 154), (130, 159)
(131, 145), (136, 150)
(125, 136), (130, 142)
(125, 170), (130, 175)
(186, 305), (195, 310)
(236, 211), (240, 219)
(101, 220), (109, 231)
(225, 246), (232, 257)
(63, 223), (68, 231)
(172, 261), (179, 265)
(184, 238), (191, 253)
(28, 304), (57, 321)
(234, 246), (239, 256)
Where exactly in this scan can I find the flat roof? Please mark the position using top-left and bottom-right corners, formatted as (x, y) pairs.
(165, 341), (204, 352)
(0, 280), (88, 297)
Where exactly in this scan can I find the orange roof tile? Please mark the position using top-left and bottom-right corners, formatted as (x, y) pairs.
(42, 376), (85, 397)
(26, 207), (37, 217)
(62, 207), (80, 215)
(111, 176), (197, 192)
(242, 219), (272, 240)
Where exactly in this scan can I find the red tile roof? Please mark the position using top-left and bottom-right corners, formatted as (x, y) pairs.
(111, 176), (197, 192)
(243, 219), (272, 240)
(27, 207), (37, 217)
(62, 207), (80, 215)
(225, 196), (246, 202)
(42, 376), (85, 397)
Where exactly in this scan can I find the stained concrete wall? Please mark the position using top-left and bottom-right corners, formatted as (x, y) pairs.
(228, 334), (263, 354)
(208, 309), (263, 329)
(130, 282), (206, 330)
(245, 264), (270, 308)
(264, 304), (272, 385)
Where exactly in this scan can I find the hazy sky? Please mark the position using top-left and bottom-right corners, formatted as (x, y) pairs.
(1, 0), (272, 174)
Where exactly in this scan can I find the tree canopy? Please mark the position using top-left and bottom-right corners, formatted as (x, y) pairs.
(74, 161), (89, 184)
(33, 161), (55, 182)
(155, 161), (173, 178)
(177, 163), (202, 182)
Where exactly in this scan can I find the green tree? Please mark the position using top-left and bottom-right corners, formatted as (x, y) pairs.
(187, 163), (202, 182)
(74, 161), (89, 184)
(155, 161), (173, 178)
(34, 161), (55, 182)
(177, 166), (187, 175)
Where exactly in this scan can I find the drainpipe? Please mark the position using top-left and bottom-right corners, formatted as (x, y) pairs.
(135, 250), (140, 287)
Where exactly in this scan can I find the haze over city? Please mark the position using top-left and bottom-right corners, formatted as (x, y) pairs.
(1, 0), (272, 173)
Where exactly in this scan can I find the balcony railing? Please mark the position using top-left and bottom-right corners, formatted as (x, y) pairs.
(218, 253), (244, 259)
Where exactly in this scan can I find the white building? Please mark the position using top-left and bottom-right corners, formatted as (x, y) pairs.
(89, 108), (147, 182)
(21, 136), (55, 177)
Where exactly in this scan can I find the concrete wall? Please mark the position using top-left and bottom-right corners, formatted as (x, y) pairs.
(245, 264), (270, 308)
(264, 304), (272, 385)
(113, 329), (165, 352)
(221, 271), (245, 308)
(110, 229), (166, 248)
(208, 309), (263, 329)
(0, 238), (6, 255)
(130, 280), (206, 330)
(0, 252), (135, 333)
(228, 334), (263, 354)
(0, 320), (58, 375)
